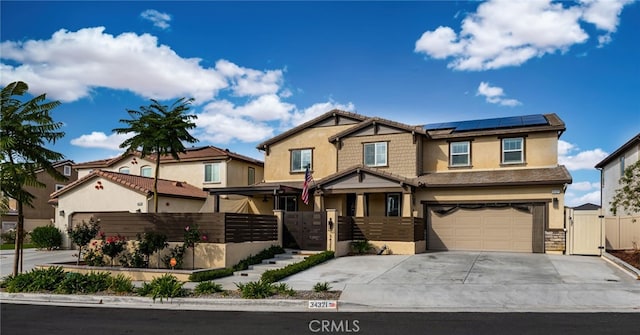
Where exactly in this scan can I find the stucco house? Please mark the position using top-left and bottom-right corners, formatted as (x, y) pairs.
(595, 133), (640, 216)
(1, 160), (77, 234)
(207, 110), (572, 254)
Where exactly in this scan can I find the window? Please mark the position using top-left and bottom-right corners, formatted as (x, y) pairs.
(502, 138), (524, 164)
(55, 184), (65, 191)
(450, 141), (470, 166)
(140, 166), (152, 177)
(278, 196), (297, 211)
(620, 156), (625, 177)
(118, 166), (130, 174)
(204, 163), (221, 183)
(248, 167), (255, 185)
(63, 165), (71, 176)
(291, 149), (312, 172)
(386, 193), (401, 217)
(364, 142), (387, 167)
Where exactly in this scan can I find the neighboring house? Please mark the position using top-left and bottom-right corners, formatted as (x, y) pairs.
(595, 133), (640, 216)
(50, 170), (207, 248)
(207, 110), (572, 254)
(1, 160), (77, 233)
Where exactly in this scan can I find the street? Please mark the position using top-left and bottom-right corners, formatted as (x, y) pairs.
(2, 303), (638, 335)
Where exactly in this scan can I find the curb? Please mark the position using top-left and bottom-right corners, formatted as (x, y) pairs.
(602, 252), (640, 280)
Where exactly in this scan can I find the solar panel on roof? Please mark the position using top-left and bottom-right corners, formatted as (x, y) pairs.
(499, 116), (522, 127)
(521, 114), (548, 126)
(424, 114), (549, 132)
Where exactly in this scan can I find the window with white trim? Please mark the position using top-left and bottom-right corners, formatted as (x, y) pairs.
(118, 166), (130, 174)
(204, 163), (221, 183)
(63, 165), (71, 176)
(502, 138), (524, 164)
(140, 166), (152, 177)
(291, 149), (312, 172)
(450, 141), (470, 166)
(364, 142), (387, 167)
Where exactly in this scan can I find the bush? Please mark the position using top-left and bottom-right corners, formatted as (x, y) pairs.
(138, 274), (187, 302)
(194, 281), (223, 295)
(313, 281), (332, 292)
(189, 245), (284, 282)
(136, 232), (168, 268)
(108, 274), (134, 294)
(30, 225), (62, 250)
(4, 267), (66, 293)
(56, 272), (111, 294)
(273, 282), (296, 297)
(261, 251), (334, 283)
(162, 245), (186, 269)
(350, 240), (373, 254)
(1, 229), (16, 244)
(236, 280), (276, 299)
(68, 218), (100, 265)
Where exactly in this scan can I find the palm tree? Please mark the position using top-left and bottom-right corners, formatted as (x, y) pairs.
(1, 81), (66, 275)
(113, 98), (198, 212)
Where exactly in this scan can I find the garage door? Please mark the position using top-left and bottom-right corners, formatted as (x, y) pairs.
(427, 207), (534, 252)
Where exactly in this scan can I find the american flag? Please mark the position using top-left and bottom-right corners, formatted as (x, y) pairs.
(301, 166), (313, 205)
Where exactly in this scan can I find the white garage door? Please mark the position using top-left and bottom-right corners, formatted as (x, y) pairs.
(428, 207), (534, 252)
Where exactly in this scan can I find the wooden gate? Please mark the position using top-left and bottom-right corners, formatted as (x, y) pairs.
(569, 209), (602, 255)
(283, 212), (327, 251)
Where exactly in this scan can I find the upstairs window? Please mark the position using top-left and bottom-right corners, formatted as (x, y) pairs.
(248, 167), (256, 185)
(63, 165), (71, 176)
(204, 163), (221, 183)
(502, 138), (524, 164)
(364, 142), (387, 167)
(620, 156), (625, 177)
(291, 149), (312, 172)
(118, 166), (130, 174)
(450, 141), (470, 166)
(140, 166), (152, 177)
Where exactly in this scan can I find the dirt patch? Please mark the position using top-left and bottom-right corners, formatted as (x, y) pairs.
(608, 250), (640, 270)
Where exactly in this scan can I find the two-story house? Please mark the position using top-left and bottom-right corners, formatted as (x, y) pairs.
(207, 110), (572, 254)
(595, 133), (640, 216)
(49, 146), (264, 247)
(1, 160), (77, 234)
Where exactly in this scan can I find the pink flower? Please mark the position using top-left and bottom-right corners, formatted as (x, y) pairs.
(201, 235), (208, 241)
(185, 226), (190, 232)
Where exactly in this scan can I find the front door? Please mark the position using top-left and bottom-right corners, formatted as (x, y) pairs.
(283, 212), (327, 251)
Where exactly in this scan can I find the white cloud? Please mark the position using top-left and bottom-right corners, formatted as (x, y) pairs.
(476, 82), (521, 106)
(215, 59), (283, 97)
(289, 100), (356, 126)
(558, 140), (608, 171)
(195, 113), (274, 144)
(568, 181), (600, 192)
(415, 0), (633, 71)
(565, 190), (601, 207)
(140, 9), (172, 30)
(70, 132), (131, 151)
(0, 27), (227, 102)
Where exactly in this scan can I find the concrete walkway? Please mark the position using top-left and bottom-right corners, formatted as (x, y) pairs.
(0, 248), (77, 277)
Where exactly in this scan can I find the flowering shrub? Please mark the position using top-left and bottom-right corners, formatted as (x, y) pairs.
(101, 235), (127, 266)
(183, 225), (201, 249)
(68, 218), (100, 265)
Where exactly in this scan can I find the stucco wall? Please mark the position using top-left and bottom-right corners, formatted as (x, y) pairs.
(160, 160), (226, 188)
(601, 144), (640, 216)
(423, 131), (560, 173)
(416, 185), (566, 229)
(338, 132), (418, 178)
(264, 125), (354, 181)
(155, 196), (206, 213)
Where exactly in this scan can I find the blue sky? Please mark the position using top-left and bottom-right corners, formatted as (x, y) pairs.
(1, 1), (638, 207)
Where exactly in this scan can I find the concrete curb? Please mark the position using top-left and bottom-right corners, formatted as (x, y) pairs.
(602, 252), (640, 280)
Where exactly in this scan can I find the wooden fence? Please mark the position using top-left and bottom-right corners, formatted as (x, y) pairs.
(71, 212), (277, 243)
(605, 215), (640, 250)
(337, 216), (424, 242)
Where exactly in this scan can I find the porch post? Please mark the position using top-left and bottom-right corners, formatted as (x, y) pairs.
(313, 190), (324, 212)
(402, 193), (412, 218)
(356, 193), (365, 217)
(326, 209), (338, 252)
(273, 210), (284, 247)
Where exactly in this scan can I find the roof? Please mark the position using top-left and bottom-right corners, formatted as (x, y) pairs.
(73, 145), (263, 169)
(32, 160), (75, 173)
(328, 117), (426, 142)
(205, 181), (304, 196)
(424, 113), (566, 139)
(595, 133), (640, 168)
(50, 170), (207, 200)
(316, 165), (419, 188)
(416, 166), (572, 188)
(257, 109), (368, 149)
(572, 203), (601, 211)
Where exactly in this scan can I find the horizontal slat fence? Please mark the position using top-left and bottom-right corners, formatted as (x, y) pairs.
(72, 212), (277, 243)
(338, 216), (424, 242)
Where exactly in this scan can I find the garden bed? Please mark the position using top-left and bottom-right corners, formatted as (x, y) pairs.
(607, 250), (640, 271)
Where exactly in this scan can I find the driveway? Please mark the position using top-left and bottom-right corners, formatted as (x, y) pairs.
(281, 251), (640, 312)
(0, 249), (77, 278)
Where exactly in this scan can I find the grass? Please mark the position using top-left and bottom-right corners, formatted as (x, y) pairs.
(1, 243), (36, 250)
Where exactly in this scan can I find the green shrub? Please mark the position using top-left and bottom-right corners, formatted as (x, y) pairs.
(350, 240), (373, 254)
(136, 232), (168, 268)
(194, 281), (223, 295)
(138, 274), (187, 302)
(68, 218), (100, 265)
(273, 282), (296, 297)
(236, 280), (276, 299)
(84, 249), (106, 266)
(162, 245), (186, 269)
(188, 245), (284, 282)
(108, 274), (134, 294)
(4, 267), (66, 293)
(30, 225), (62, 250)
(261, 251), (334, 283)
(55, 272), (111, 294)
(313, 281), (332, 292)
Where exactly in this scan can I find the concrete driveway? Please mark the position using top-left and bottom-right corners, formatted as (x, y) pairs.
(0, 249), (77, 278)
(281, 251), (640, 312)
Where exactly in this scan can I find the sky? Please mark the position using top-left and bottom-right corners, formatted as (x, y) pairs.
(1, 0), (638, 207)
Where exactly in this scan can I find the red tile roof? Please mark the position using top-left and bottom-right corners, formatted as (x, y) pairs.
(50, 170), (207, 200)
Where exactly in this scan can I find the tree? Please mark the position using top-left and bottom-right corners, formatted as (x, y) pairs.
(113, 98), (198, 212)
(610, 160), (640, 215)
(1, 81), (67, 276)
(68, 218), (101, 265)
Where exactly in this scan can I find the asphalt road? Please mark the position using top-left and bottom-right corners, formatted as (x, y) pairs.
(2, 303), (638, 335)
